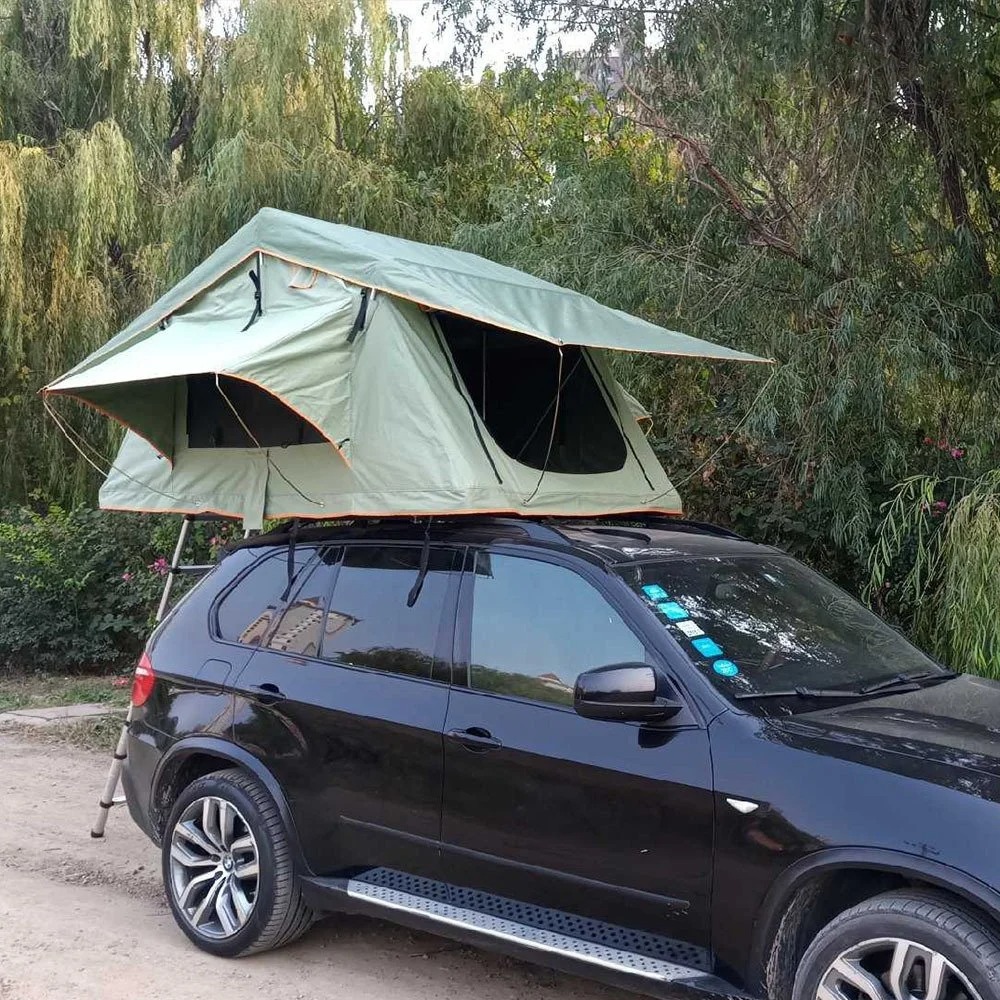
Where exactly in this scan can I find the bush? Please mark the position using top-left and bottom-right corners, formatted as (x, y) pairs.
(0, 506), (232, 675)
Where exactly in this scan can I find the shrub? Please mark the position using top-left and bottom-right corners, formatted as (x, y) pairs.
(0, 506), (230, 675)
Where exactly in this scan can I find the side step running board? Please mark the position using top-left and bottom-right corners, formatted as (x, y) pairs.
(345, 869), (702, 985)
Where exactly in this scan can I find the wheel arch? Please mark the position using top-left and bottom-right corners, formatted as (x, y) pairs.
(151, 736), (310, 874)
(748, 848), (1000, 996)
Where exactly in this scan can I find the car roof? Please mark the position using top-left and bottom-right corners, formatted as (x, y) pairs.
(228, 516), (776, 568)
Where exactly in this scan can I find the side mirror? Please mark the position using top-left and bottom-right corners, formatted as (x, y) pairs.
(573, 663), (684, 723)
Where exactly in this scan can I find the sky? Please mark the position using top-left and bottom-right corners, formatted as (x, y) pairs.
(387, 0), (594, 75)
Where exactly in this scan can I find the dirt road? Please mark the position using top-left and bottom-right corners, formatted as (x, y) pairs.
(0, 732), (631, 1000)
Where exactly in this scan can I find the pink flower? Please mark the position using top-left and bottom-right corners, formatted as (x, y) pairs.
(922, 436), (934, 446)
(111, 676), (130, 688)
(209, 536), (221, 547)
(148, 556), (170, 576)
(933, 500), (949, 512)
(121, 571), (133, 582)
(950, 447), (964, 459)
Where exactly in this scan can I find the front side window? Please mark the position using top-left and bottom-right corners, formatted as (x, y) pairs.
(618, 555), (943, 711)
(320, 545), (457, 679)
(215, 547), (317, 645)
(468, 552), (645, 706)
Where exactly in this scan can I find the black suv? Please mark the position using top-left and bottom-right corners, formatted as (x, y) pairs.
(124, 516), (1000, 1000)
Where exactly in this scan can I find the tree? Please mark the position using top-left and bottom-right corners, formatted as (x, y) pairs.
(434, 0), (1000, 671)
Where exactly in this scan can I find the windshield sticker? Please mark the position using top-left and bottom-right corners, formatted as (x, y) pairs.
(642, 584), (669, 601)
(674, 619), (705, 638)
(656, 601), (690, 621)
(712, 659), (739, 677)
(691, 636), (724, 659)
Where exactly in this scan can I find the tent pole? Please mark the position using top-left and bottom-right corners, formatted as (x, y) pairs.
(90, 514), (194, 838)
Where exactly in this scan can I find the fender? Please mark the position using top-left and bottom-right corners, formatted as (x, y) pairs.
(152, 735), (311, 875)
(747, 846), (1000, 989)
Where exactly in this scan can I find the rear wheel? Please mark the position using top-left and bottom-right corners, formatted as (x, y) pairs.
(162, 767), (314, 957)
(794, 890), (1000, 1000)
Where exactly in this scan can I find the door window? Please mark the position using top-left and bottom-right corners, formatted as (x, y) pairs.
(467, 552), (645, 706)
(215, 546), (316, 645)
(321, 545), (457, 680)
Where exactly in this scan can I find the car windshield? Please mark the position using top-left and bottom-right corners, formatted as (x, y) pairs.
(617, 554), (945, 712)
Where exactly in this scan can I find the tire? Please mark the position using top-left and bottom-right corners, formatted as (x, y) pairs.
(161, 767), (314, 957)
(793, 889), (1000, 1000)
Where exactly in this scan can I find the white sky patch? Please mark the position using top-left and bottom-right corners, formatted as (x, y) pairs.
(388, 0), (594, 75)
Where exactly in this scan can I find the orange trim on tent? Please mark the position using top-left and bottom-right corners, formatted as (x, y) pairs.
(101, 501), (684, 519)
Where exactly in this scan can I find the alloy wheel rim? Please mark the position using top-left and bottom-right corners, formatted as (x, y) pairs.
(168, 795), (260, 939)
(819, 937), (982, 1000)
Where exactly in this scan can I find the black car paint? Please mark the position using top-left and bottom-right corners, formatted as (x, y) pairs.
(122, 520), (1000, 999)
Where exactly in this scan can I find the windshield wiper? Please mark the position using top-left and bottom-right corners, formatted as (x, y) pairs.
(859, 669), (957, 695)
(734, 687), (879, 702)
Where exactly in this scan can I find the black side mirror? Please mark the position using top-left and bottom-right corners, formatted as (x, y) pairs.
(573, 663), (683, 723)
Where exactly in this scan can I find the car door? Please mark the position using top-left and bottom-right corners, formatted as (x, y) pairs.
(441, 546), (715, 956)
(230, 541), (461, 879)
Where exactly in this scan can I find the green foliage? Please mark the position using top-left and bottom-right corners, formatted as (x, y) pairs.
(0, 505), (221, 674)
(3, 0), (1000, 672)
(870, 472), (1000, 675)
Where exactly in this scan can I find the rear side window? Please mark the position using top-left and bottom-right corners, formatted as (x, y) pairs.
(266, 549), (340, 657)
(467, 552), (645, 706)
(321, 545), (457, 679)
(215, 547), (316, 644)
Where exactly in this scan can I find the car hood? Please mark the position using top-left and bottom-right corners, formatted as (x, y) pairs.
(767, 674), (1000, 784)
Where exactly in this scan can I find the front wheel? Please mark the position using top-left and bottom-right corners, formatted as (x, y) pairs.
(794, 890), (1000, 1000)
(162, 767), (314, 957)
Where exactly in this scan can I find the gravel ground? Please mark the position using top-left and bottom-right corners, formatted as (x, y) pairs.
(0, 730), (633, 1000)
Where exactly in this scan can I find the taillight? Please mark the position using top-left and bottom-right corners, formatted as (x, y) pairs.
(132, 651), (156, 707)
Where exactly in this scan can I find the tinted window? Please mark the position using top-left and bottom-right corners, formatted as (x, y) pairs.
(436, 313), (627, 474)
(216, 547), (316, 644)
(266, 548), (340, 657)
(468, 553), (645, 706)
(321, 545), (457, 679)
(618, 555), (942, 710)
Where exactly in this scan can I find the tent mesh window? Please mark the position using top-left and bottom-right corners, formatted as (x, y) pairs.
(186, 374), (325, 449)
(435, 313), (627, 475)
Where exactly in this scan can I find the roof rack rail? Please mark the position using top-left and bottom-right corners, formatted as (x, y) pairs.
(229, 514), (577, 552)
(486, 517), (573, 545)
(588, 513), (747, 541)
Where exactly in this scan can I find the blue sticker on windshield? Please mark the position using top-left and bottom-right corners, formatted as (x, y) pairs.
(691, 636), (724, 659)
(656, 601), (689, 621)
(642, 584), (668, 601)
(712, 659), (739, 677)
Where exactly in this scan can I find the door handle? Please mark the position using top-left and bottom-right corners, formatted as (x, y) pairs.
(446, 727), (502, 752)
(249, 682), (286, 705)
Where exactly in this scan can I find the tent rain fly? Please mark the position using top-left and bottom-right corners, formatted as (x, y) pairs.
(44, 208), (769, 528)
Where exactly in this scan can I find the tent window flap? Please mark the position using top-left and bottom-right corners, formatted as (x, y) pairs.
(435, 313), (627, 475)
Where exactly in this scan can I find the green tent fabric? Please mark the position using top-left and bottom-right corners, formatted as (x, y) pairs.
(44, 209), (768, 527)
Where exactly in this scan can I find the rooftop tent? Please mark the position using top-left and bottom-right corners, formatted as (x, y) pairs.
(44, 208), (768, 528)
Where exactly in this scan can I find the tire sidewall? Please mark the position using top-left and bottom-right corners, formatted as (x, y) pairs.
(161, 772), (281, 958)
(795, 909), (1000, 1000)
